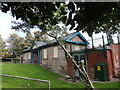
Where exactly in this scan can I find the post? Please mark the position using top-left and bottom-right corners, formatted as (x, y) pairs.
(0, 74), (50, 89)
(48, 81), (50, 90)
(102, 35), (105, 48)
(117, 35), (120, 44)
(102, 35), (106, 58)
(91, 36), (94, 49)
(20, 56), (23, 64)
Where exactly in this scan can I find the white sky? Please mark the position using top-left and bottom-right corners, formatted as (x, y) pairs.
(0, 11), (26, 40)
(0, 11), (118, 48)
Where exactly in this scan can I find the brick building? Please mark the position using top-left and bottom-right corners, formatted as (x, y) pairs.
(66, 43), (120, 81)
(21, 32), (120, 81)
(21, 32), (89, 76)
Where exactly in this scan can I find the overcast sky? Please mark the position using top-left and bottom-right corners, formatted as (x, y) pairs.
(0, 11), (118, 47)
(0, 11), (27, 40)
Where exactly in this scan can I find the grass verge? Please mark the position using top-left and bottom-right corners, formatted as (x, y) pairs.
(1, 63), (120, 89)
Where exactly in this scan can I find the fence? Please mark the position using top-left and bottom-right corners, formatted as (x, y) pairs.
(0, 74), (50, 90)
(2, 58), (20, 63)
(87, 34), (119, 48)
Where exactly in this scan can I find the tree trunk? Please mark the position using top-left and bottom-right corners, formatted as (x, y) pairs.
(55, 38), (94, 89)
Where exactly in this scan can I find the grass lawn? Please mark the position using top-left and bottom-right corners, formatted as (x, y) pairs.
(1, 63), (120, 89)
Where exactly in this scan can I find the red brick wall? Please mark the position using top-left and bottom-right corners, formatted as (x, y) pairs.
(71, 35), (84, 43)
(66, 56), (74, 77)
(66, 43), (85, 51)
(41, 45), (67, 75)
(110, 44), (120, 78)
(87, 50), (113, 80)
(106, 50), (114, 80)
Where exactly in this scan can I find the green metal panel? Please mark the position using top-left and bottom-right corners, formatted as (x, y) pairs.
(31, 52), (34, 63)
(94, 63), (108, 81)
(38, 49), (41, 64)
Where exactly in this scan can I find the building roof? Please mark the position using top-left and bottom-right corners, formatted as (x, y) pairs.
(22, 41), (46, 53)
(47, 32), (76, 44)
(45, 32), (89, 45)
(22, 32), (89, 53)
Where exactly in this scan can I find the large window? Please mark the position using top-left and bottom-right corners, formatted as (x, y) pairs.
(53, 47), (58, 58)
(43, 49), (47, 58)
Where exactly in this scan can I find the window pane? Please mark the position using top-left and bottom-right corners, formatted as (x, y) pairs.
(54, 47), (58, 58)
(28, 52), (31, 59)
(44, 49), (47, 58)
(75, 45), (80, 50)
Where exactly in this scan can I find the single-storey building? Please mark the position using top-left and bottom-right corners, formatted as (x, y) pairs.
(21, 32), (120, 81)
(21, 32), (89, 76)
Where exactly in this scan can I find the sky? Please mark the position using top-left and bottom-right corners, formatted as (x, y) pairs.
(0, 11), (27, 40)
(0, 11), (118, 48)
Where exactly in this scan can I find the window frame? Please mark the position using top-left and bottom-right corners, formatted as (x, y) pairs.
(75, 45), (80, 50)
(28, 52), (31, 59)
(43, 49), (47, 59)
(53, 46), (58, 58)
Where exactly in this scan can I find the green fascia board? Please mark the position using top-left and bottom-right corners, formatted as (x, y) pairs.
(65, 32), (89, 45)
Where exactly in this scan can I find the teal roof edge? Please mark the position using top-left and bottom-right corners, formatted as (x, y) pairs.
(65, 32), (89, 45)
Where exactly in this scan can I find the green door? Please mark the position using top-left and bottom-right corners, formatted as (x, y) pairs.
(94, 63), (108, 81)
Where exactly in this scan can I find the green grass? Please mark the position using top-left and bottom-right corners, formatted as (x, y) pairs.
(1, 63), (120, 89)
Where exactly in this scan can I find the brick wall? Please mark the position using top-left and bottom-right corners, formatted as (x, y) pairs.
(41, 45), (67, 75)
(66, 56), (74, 77)
(86, 50), (114, 80)
(66, 43), (85, 51)
(41, 43), (85, 76)
(22, 52), (31, 64)
(110, 44), (120, 78)
(106, 50), (114, 80)
(71, 35), (84, 43)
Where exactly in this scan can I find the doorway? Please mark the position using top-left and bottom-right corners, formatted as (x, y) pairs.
(73, 53), (87, 78)
(34, 51), (38, 63)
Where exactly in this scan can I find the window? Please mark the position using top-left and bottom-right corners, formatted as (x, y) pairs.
(53, 47), (58, 58)
(67, 44), (70, 51)
(28, 52), (31, 59)
(24, 53), (26, 59)
(75, 45), (80, 50)
(43, 49), (47, 58)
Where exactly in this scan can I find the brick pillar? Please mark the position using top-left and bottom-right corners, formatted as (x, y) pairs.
(110, 44), (120, 78)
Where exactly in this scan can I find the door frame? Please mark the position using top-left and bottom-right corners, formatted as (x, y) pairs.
(72, 53), (88, 78)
